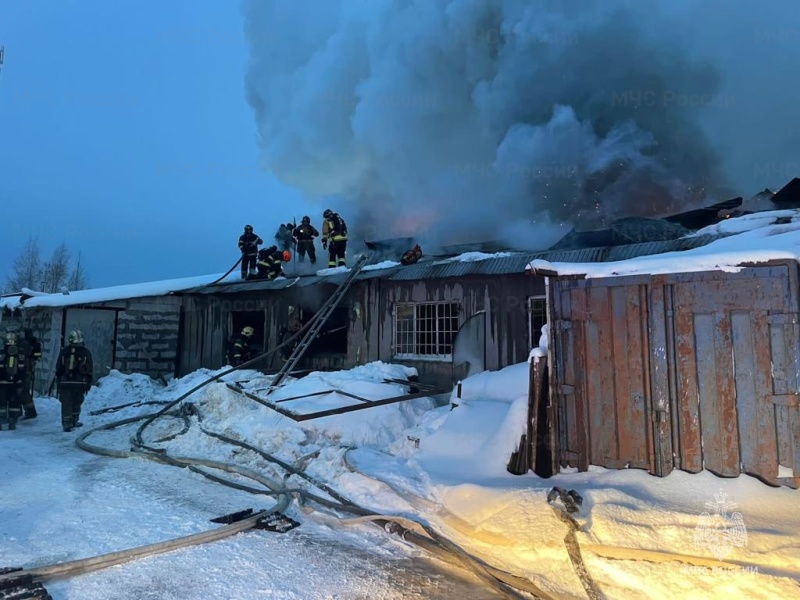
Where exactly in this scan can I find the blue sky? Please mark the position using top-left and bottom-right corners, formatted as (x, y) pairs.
(0, 0), (309, 288)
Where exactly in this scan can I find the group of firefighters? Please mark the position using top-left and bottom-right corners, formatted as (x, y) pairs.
(237, 209), (349, 280)
(0, 328), (93, 433)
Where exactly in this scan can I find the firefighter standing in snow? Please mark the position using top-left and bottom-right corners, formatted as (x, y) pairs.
(55, 330), (93, 432)
(238, 224), (263, 280)
(228, 326), (255, 366)
(322, 209), (348, 267)
(293, 216), (319, 264)
(19, 328), (42, 419)
(0, 332), (25, 431)
(256, 246), (291, 280)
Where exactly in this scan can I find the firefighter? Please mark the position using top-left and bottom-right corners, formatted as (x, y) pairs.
(238, 224), (263, 280)
(0, 332), (25, 431)
(322, 209), (348, 268)
(228, 326), (255, 366)
(55, 330), (93, 432)
(279, 317), (303, 363)
(256, 245), (291, 280)
(293, 216), (319, 264)
(274, 222), (296, 252)
(19, 328), (42, 419)
(401, 244), (423, 266)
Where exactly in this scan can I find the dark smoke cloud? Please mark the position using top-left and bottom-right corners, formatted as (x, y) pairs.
(243, 0), (797, 249)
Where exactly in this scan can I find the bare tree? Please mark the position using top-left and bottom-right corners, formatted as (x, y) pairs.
(67, 250), (90, 291)
(40, 242), (71, 293)
(6, 236), (42, 292)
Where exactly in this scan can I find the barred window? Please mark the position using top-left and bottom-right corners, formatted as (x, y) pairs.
(528, 296), (547, 348)
(394, 302), (460, 359)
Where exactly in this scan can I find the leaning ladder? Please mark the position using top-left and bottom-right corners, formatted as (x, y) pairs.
(268, 253), (370, 392)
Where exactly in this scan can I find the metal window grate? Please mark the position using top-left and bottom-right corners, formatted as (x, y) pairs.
(528, 296), (547, 348)
(394, 302), (460, 359)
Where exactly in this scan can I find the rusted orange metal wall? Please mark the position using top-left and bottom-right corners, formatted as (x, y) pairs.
(550, 261), (800, 488)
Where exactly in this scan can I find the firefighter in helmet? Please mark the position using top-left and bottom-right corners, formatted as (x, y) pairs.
(293, 216), (319, 264)
(55, 330), (93, 432)
(0, 331), (25, 431)
(321, 209), (348, 268)
(229, 326), (255, 366)
(238, 224), (263, 280)
(256, 245), (291, 280)
(274, 221), (296, 252)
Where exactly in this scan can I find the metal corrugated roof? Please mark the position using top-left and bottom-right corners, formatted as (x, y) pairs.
(178, 233), (730, 295)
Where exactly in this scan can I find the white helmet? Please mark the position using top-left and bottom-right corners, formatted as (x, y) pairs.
(68, 330), (84, 344)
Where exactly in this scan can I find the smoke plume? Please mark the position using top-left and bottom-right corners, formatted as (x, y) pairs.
(243, 0), (781, 249)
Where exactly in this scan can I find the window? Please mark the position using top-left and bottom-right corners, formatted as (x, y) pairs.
(528, 296), (547, 349)
(394, 302), (460, 359)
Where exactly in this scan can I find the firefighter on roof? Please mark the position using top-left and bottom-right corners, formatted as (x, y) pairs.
(275, 222), (296, 252)
(256, 245), (291, 280)
(322, 209), (348, 268)
(55, 330), (93, 432)
(293, 216), (319, 264)
(0, 331), (25, 431)
(238, 224), (263, 280)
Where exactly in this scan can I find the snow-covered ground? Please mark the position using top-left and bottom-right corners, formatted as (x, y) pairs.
(2, 359), (799, 599)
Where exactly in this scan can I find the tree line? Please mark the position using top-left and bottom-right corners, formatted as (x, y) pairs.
(4, 237), (90, 294)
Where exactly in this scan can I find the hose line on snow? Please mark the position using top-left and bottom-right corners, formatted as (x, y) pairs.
(76, 388), (545, 599)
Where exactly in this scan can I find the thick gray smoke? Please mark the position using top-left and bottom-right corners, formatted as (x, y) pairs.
(243, 0), (793, 249)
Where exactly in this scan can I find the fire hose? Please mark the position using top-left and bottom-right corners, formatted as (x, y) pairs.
(12, 325), (541, 599)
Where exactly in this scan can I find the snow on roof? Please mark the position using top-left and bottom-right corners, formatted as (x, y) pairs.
(0, 271), (239, 311)
(527, 209), (800, 278)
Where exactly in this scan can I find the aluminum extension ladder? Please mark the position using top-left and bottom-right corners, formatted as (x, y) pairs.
(268, 253), (370, 392)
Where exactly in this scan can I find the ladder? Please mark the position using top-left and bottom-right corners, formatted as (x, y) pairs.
(268, 253), (370, 392)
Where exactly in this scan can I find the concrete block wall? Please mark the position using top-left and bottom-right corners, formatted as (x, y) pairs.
(115, 296), (182, 380)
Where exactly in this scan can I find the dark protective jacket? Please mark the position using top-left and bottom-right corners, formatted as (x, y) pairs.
(18, 335), (42, 369)
(293, 223), (319, 242)
(228, 334), (251, 366)
(55, 343), (93, 389)
(238, 232), (263, 256)
(0, 342), (26, 383)
(322, 213), (348, 243)
(256, 246), (285, 280)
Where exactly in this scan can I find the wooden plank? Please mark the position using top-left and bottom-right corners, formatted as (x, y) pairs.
(732, 311), (770, 480)
(626, 284), (650, 469)
(770, 322), (794, 466)
(694, 312), (720, 473)
(571, 289), (590, 472)
(674, 297), (702, 472)
(712, 311), (740, 476)
(611, 285), (631, 464)
(584, 288), (610, 467)
(649, 282), (674, 476)
(749, 312), (779, 482)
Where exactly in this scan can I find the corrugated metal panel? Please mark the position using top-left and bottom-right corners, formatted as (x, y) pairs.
(180, 233), (729, 294)
(549, 260), (800, 488)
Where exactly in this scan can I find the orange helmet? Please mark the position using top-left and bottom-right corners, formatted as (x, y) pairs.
(282, 250), (291, 262)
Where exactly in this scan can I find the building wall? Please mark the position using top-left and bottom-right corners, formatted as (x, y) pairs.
(177, 273), (545, 390)
(115, 296), (182, 379)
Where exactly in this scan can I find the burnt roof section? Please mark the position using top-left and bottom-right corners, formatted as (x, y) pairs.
(770, 177), (800, 208)
(662, 197), (743, 230)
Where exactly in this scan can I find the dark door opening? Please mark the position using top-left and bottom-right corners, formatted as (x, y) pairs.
(302, 306), (348, 356)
